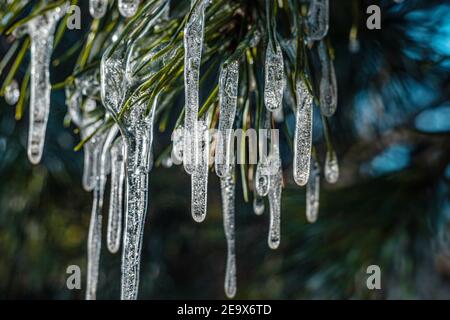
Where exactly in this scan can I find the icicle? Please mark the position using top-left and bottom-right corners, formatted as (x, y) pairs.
(318, 40), (337, 117)
(273, 107), (284, 123)
(324, 150), (339, 184)
(293, 80), (314, 186)
(86, 126), (110, 300)
(191, 120), (209, 223)
(253, 196), (265, 215)
(99, 124), (119, 206)
(100, 14), (165, 299)
(215, 60), (239, 178)
(4, 80), (20, 105)
(89, 0), (108, 19)
(118, 0), (140, 18)
(81, 99), (101, 192)
(107, 136), (125, 254)
(307, 0), (329, 41)
(306, 156), (320, 223)
(13, 3), (69, 164)
(220, 167), (236, 298)
(171, 127), (184, 164)
(268, 147), (282, 250)
(183, 0), (208, 174)
(264, 41), (285, 112)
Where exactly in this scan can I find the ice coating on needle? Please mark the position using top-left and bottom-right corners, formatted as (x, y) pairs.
(268, 148), (282, 250)
(306, 157), (320, 223)
(318, 40), (337, 117)
(13, 3), (69, 164)
(107, 136), (125, 254)
(307, 0), (329, 41)
(293, 80), (314, 186)
(220, 168), (237, 298)
(324, 150), (339, 184)
(4, 80), (20, 105)
(183, 0), (207, 174)
(191, 120), (209, 223)
(215, 60), (239, 178)
(264, 41), (285, 112)
(89, 0), (108, 19)
(118, 0), (140, 18)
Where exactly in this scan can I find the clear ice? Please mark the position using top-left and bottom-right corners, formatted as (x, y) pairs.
(13, 3), (69, 164)
(89, 0), (108, 19)
(107, 136), (125, 254)
(264, 41), (285, 112)
(118, 0), (140, 18)
(215, 60), (239, 178)
(318, 40), (337, 117)
(183, 0), (207, 174)
(253, 196), (265, 216)
(307, 0), (329, 41)
(306, 157), (320, 223)
(86, 126), (111, 300)
(4, 80), (20, 105)
(268, 147), (282, 250)
(191, 120), (209, 223)
(293, 80), (313, 186)
(324, 150), (339, 184)
(101, 28), (160, 298)
(220, 168), (236, 298)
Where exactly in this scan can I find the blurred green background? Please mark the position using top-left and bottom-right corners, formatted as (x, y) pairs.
(1, 0), (450, 299)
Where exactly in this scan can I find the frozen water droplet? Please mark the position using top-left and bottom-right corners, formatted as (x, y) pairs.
(4, 80), (20, 105)
(253, 196), (265, 215)
(118, 0), (140, 18)
(216, 60), (239, 178)
(264, 41), (285, 112)
(89, 0), (108, 19)
(293, 80), (313, 186)
(220, 168), (236, 298)
(318, 41), (337, 117)
(255, 160), (271, 197)
(162, 154), (173, 168)
(306, 157), (320, 223)
(107, 136), (125, 254)
(191, 120), (209, 223)
(268, 148), (282, 249)
(324, 150), (339, 184)
(13, 3), (69, 164)
(183, 0), (208, 174)
(307, 0), (329, 41)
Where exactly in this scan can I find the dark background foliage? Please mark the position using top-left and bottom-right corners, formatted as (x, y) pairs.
(0, 0), (450, 299)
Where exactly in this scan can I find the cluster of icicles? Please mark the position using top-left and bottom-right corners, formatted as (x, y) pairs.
(4, 0), (339, 299)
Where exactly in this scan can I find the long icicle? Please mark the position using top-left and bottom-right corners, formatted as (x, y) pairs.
(215, 60), (239, 178)
(306, 156), (320, 223)
(268, 144), (282, 250)
(220, 167), (237, 298)
(107, 136), (125, 254)
(191, 119), (209, 223)
(293, 79), (314, 186)
(86, 127), (110, 300)
(13, 3), (69, 164)
(318, 40), (338, 117)
(183, 0), (208, 174)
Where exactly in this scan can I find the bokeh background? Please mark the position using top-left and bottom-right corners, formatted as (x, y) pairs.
(1, 0), (450, 299)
